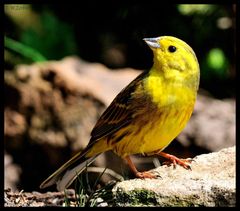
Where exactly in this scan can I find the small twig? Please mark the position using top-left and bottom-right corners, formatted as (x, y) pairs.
(15, 189), (25, 205)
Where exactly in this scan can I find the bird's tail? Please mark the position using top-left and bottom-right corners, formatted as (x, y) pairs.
(40, 148), (100, 191)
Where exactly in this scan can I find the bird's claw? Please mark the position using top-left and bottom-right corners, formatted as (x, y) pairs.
(162, 156), (193, 170)
(151, 170), (162, 178)
(135, 170), (161, 179)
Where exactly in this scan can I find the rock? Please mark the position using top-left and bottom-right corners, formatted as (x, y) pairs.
(4, 56), (140, 151)
(112, 146), (236, 207)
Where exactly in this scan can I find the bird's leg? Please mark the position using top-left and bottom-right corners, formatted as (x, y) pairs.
(124, 156), (157, 179)
(156, 151), (192, 170)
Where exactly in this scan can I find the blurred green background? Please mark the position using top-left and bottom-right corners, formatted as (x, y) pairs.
(4, 3), (236, 98)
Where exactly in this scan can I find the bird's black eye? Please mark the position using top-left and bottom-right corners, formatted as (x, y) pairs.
(168, 45), (177, 53)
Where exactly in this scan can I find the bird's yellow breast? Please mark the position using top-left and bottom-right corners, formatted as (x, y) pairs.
(110, 70), (196, 157)
(111, 103), (194, 157)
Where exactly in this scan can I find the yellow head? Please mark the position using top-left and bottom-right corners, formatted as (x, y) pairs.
(144, 36), (200, 91)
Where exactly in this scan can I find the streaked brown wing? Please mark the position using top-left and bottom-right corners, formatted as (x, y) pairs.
(89, 70), (148, 142)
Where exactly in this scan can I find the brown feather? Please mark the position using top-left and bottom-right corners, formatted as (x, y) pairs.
(89, 70), (149, 143)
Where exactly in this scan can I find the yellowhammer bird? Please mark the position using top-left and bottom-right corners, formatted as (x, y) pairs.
(40, 36), (200, 191)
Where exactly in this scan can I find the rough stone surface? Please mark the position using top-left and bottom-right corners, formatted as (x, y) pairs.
(112, 146), (236, 207)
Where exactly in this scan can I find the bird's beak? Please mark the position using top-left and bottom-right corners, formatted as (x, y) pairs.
(143, 37), (160, 48)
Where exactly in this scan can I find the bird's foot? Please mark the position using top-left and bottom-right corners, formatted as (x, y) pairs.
(135, 171), (160, 179)
(158, 152), (193, 170)
(162, 155), (193, 170)
(125, 155), (161, 179)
